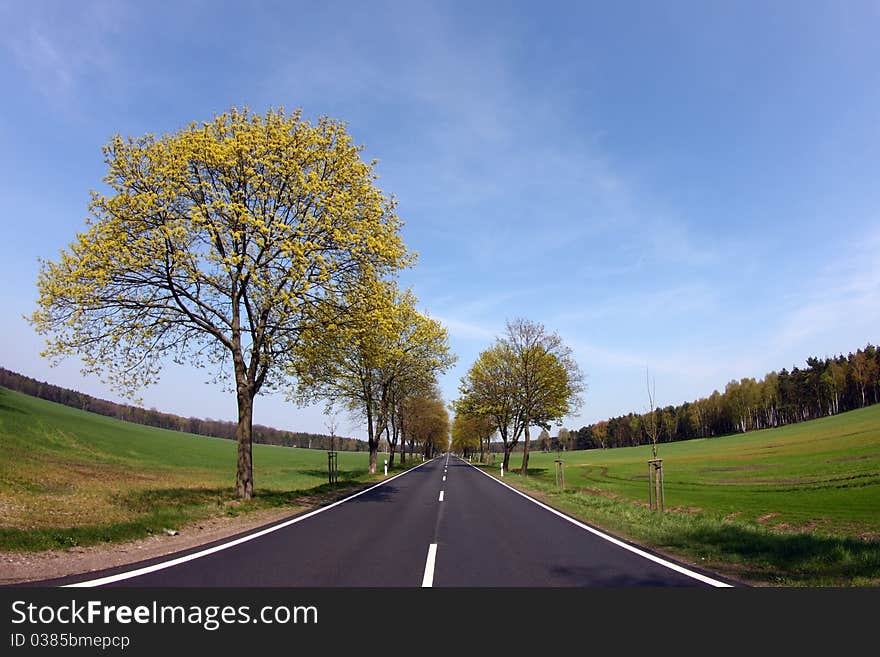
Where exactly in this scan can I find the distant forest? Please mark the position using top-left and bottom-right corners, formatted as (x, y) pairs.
(0, 367), (367, 451)
(542, 342), (880, 452)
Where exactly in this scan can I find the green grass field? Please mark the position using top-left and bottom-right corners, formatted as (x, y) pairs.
(0, 386), (402, 551)
(492, 405), (880, 586)
(4, 384), (879, 584)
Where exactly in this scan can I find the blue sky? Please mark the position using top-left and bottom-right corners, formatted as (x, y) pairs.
(1, 1), (878, 438)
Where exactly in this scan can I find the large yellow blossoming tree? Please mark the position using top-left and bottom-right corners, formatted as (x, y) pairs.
(30, 107), (411, 498)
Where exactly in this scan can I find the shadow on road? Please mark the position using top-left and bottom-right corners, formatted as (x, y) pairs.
(348, 484), (400, 503)
(548, 564), (691, 587)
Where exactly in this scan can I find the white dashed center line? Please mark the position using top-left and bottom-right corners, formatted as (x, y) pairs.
(422, 543), (437, 587)
(439, 490), (444, 502)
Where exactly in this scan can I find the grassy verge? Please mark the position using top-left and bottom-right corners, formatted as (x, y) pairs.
(0, 476), (405, 552)
(0, 386), (418, 551)
(480, 406), (880, 586)
(507, 406), (880, 536)
(479, 468), (880, 586)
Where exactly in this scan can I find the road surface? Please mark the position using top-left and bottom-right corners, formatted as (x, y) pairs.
(36, 455), (733, 587)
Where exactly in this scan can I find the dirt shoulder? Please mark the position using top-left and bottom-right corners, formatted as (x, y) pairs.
(0, 505), (305, 586)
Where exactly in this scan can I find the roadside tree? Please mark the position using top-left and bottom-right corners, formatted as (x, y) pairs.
(457, 343), (524, 472)
(30, 107), (409, 498)
(291, 280), (453, 473)
(502, 318), (584, 475)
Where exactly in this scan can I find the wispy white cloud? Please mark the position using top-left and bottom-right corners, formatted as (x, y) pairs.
(1, 1), (128, 105)
(433, 315), (499, 342)
(261, 2), (731, 304)
(770, 228), (880, 351)
(554, 226), (880, 427)
(552, 282), (719, 325)
(565, 336), (722, 381)
(265, 3), (648, 261)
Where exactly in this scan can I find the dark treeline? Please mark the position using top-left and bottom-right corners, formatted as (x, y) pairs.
(544, 343), (880, 451)
(0, 367), (367, 451)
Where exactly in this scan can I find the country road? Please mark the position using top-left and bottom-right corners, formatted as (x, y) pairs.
(33, 455), (733, 587)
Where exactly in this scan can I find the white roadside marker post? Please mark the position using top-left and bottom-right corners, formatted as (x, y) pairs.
(384, 459), (388, 477)
(500, 463), (504, 478)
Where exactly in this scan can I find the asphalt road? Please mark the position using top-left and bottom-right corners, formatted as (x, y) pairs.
(39, 454), (732, 587)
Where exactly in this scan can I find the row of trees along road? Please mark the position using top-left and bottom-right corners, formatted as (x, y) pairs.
(400, 386), (452, 462)
(356, 386), (451, 462)
(451, 411), (494, 462)
(454, 318), (585, 474)
(290, 278), (455, 473)
(30, 106), (453, 498)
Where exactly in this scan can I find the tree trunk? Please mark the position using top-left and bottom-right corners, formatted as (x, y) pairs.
(502, 444), (512, 472)
(367, 404), (377, 474)
(520, 424), (530, 475)
(369, 443), (377, 474)
(388, 423), (396, 468)
(479, 433), (485, 464)
(235, 388), (254, 499)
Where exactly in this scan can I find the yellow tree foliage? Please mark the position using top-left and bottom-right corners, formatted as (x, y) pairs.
(397, 386), (446, 463)
(30, 107), (411, 498)
(456, 343), (524, 472)
(405, 394), (451, 459)
(502, 318), (584, 475)
(457, 319), (584, 473)
(450, 412), (481, 457)
(291, 278), (455, 473)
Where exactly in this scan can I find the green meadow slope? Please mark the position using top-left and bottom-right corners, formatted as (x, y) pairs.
(0, 386), (392, 551)
(510, 405), (880, 532)
(496, 404), (880, 585)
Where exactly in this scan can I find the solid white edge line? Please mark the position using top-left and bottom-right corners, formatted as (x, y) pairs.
(65, 457), (440, 588)
(458, 457), (732, 588)
(422, 543), (438, 587)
